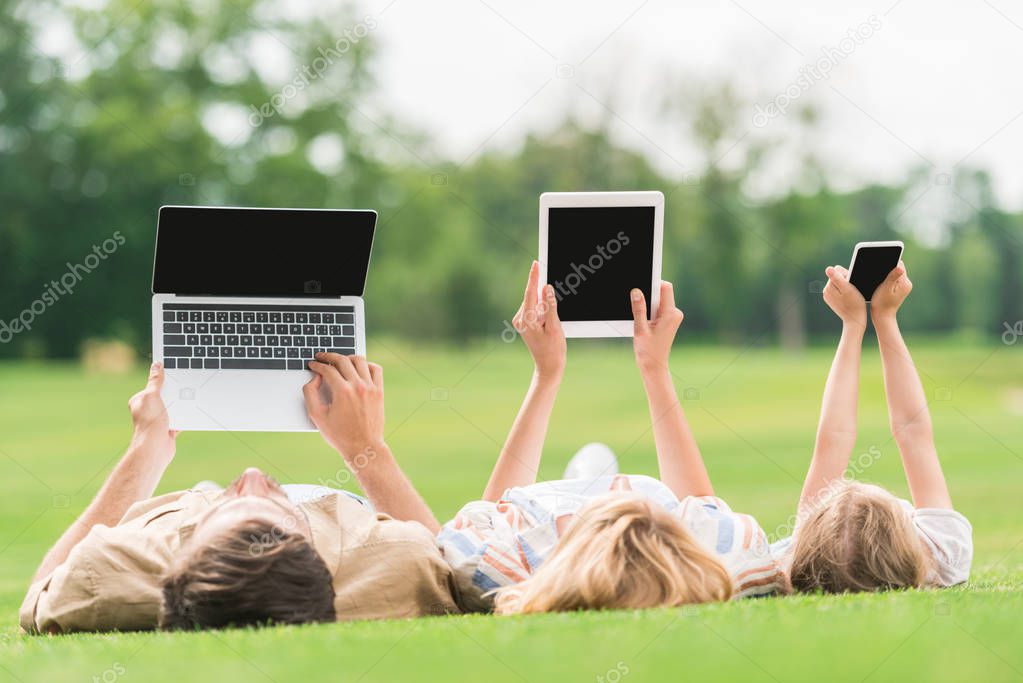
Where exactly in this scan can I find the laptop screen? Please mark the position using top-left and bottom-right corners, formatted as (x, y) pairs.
(152, 206), (376, 297)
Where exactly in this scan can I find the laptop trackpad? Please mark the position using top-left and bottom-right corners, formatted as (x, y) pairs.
(161, 370), (316, 431)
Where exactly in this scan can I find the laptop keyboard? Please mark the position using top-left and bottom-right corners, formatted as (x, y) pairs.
(160, 303), (357, 370)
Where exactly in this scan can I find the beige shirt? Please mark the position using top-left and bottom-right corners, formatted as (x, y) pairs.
(20, 490), (460, 633)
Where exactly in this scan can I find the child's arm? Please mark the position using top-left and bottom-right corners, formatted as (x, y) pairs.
(482, 261), (566, 501)
(631, 282), (713, 499)
(799, 266), (866, 508)
(871, 262), (952, 509)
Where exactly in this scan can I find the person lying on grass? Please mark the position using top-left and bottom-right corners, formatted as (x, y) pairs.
(20, 354), (459, 634)
(773, 261), (972, 592)
(437, 262), (788, 614)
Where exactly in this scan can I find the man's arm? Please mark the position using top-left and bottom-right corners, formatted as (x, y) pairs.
(871, 263), (952, 509)
(483, 261), (566, 501)
(305, 353), (442, 533)
(631, 282), (713, 499)
(31, 363), (178, 582)
(799, 266), (866, 507)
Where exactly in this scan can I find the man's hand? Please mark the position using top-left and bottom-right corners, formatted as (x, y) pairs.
(512, 261), (566, 381)
(631, 281), (684, 377)
(870, 260), (912, 321)
(305, 353), (385, 462)
(822, 265), (867, 329)
(127, 362), (178, 464)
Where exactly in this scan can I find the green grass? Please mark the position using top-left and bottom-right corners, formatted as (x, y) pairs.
(1, 339), (1021, 682)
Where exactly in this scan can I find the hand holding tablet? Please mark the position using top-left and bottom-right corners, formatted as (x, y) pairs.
(539, 191), (664, 337)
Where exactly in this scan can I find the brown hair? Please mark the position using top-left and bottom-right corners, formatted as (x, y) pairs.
(160, 519), (336, 630)
(789, 480), (932, 593)
(494, 494), (732, 615)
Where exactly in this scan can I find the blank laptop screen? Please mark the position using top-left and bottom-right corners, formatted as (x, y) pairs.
(152, 207), (376, 297)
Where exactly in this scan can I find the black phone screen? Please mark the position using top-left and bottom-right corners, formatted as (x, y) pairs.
(849, 246), (902, 301)
(546, 206), (655, 321)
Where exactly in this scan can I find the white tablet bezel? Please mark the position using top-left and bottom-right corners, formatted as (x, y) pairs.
(848, 240), (904, 302)
(539, 191), (663, 338)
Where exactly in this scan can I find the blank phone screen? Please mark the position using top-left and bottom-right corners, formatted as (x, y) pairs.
(849, 246), (902, 301)
(546, 206), (654, 321)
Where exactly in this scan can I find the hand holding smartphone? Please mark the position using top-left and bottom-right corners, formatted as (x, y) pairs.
(848, 241), (904, 302)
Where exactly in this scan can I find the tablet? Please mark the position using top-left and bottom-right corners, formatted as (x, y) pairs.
(539, 191), (663, 337)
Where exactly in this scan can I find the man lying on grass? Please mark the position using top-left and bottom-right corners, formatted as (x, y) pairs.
(20, 355), (459, 634)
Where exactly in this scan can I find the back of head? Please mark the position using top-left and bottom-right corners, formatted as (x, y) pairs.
(494, 494), (732, 615)
(789, 480), (931, 593)
(161, 519), (336, 630)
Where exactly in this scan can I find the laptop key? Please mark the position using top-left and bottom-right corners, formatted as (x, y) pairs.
(222, 358), (286, 370)
(194, 347), (206, 357)
(233, 347), (245, 357)
(240, 335), (252, 345)
(190, 359), (203, 369)
(296, 313), (308, 323)
(283, 313), (295, 323)
(200, 335), (212, 345)
(164, 358), (176, 369)
(229, 312), (241, 322)
(316, 325), (328, 335)
(163, 312), (175, 321)
(164, 323), (182, 333)
(287, 347), (299, 358)
(164, 335), (186, 345)
(187, 335), (199, 345)
(256, 312), (268, 322)
(332, 336), (355, 347)
(246, 347), (259, 358)
(243, 312), (255, 322)
(211, 323), (222, 333)
(207, 347), (219, 357)
(329, 348), (356, 356)
(287, 360), (305, 370)
(163, 346), (192, 357)
(227, 335), (239, 345)
(260, 347), (272, 358)
(221, 347), (233, 357)
(203, 312), (215, 322)
(190, 312), (202, 322)
(176, 312), (188, 322)
(184, 323), (196, 333)
(338, 314), (354, 324)
(276, 324), (288, 334)
(319, 336), (331, 347)
(273, 348), (286, 358)
(204, 359), (219, 369)
(254, 335), (266, 346)
(290, 324), (301, 335)
(224, 324), (235, 334)
(216, 312), (228, 322)
(197, 323), (209, 333)
(237, 324), (249, 334)
(267, 336), (279, 346)
(342, 325), (355, 336)
(270, 312), (282, 322)
(214, 335), (225, 345)
(300, 348), (313, 358)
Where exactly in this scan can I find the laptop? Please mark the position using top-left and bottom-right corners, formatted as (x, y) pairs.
(151, 206), (376, 431)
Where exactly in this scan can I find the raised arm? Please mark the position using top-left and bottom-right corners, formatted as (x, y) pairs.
(799, 266), (866, 507)
(306, 354), (442, 532)
(482, 261), (566, 501)
(30, 363), (178, 582)
(870, 262), (952, 509)
(630, 282), (713, 499)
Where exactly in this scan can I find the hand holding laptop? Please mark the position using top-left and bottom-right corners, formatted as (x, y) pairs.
(304, 352), (385, 461)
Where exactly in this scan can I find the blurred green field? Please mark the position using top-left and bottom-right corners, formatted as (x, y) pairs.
(1, 339), (1021, 682)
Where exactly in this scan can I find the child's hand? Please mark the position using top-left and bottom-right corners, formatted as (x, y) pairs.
(632, 281), (684, 376)
(870, 260), (912, 321)
(512, 261), (566, 380)
(822, 265), (867, 328)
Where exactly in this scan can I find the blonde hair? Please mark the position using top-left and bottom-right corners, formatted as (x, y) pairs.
(493, 494), (733, 615)
(789, 480), (932, 593)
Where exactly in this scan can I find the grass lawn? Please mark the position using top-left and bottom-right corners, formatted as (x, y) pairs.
(0, 339), (1021, 682)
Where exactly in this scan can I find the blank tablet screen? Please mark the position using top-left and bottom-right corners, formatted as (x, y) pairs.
(546, 206), (655, 321)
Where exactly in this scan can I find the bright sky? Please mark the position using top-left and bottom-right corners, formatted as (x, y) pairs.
(361, 0), (1023, 209)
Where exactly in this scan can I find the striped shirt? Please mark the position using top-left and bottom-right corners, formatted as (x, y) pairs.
(437, 475), (787, 612)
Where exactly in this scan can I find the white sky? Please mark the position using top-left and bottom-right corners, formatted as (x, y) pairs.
(361, 0), (1023, 208)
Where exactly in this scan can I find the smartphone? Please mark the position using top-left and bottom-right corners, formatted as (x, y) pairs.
(848, 241), (904, 302)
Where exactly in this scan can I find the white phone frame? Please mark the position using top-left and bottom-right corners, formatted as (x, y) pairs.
(539, 191), (664, 338)
(848, 240), (904, 302)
